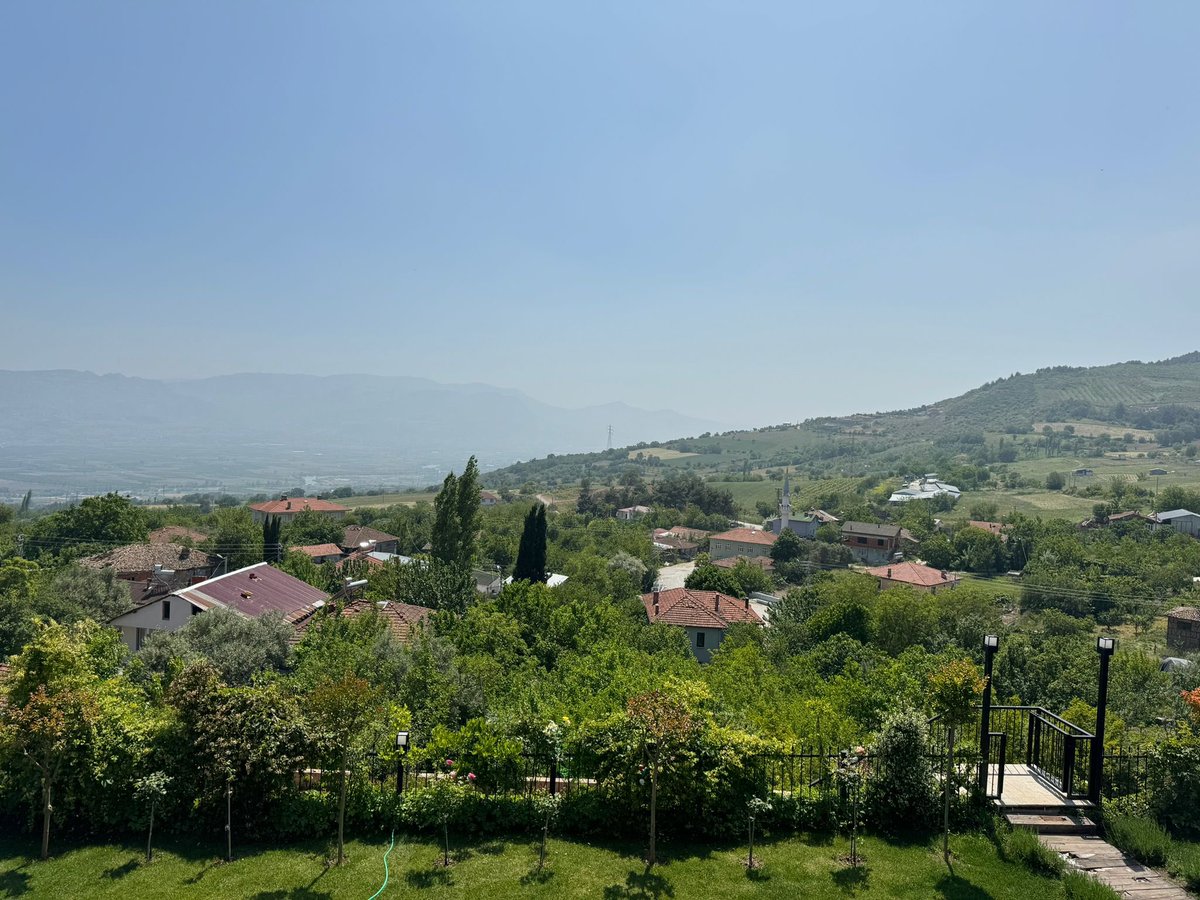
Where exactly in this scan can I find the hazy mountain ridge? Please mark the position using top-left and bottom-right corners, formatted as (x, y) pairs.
(0, 371), (716, 499)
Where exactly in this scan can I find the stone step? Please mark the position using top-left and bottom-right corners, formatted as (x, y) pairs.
(1006, 812), (1098, 835)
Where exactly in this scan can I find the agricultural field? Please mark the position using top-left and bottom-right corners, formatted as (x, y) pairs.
(337, 491), (439, 509)
(709, 477), (862, 516)
(955, 489), (1099, 523)
(1033, 422), (1158, 441)
(627, 448), (698, 461)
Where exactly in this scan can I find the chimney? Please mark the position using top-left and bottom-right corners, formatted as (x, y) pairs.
(286, 501), (292, 510)
(886, 568), (892, 578)
(714, 595), (720, 611)
(744, 597), (749, 610)
(941, 570), (948, 580)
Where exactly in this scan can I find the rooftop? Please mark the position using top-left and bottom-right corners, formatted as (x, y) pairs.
(290, 543), (344, 559)
(171, 562), (331, 621)
(641, 588), (764, 629)
(1158, 509), (1200, 520)
(79, 542), (219, 573)
(292, 599), (433, 645)
(1167, 606), (1200, 622)
(710, 528), (777, 547)
(841, 521), (902, 538)
(968, 521), (1005, 537)
(250, 497), (349, 515)
(341, 525), (400, 550)
(866, 561), (960, 588)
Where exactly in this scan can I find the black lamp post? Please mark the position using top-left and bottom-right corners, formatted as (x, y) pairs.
(396, 731), (410, 794)
(1089, 637), (1116, 805)
(977, 634), (999, 791)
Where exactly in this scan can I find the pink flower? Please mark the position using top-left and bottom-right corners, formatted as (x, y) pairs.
(467, 772), (476, 782)
(445, 758), (455, 768)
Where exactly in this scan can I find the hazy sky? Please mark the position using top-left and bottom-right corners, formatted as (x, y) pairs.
(3, 2), (1199, 428)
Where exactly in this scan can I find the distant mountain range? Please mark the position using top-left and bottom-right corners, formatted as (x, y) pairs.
(0, 371), (718, 501)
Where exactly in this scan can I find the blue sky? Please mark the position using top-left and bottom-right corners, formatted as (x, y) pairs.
(2, 1), (1198, 427)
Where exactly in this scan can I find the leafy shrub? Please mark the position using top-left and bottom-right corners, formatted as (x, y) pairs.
(418, 719), (524, 794)
(1061, 870), (1121, 899)
(864, 708), (936, 834)
(1105, 814), (1170, 866)
(1146, 737), (1200, 837)
(998, 825), (1065, 877)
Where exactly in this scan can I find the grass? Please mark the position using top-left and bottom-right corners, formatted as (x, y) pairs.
(0, 831), (1075, 899)
(627, 448), (698, 461)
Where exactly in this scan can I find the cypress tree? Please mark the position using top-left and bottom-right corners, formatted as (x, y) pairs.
(513, 503), (547, 584)
(533, 503), (548, 583)
(513, 504), (539, 582)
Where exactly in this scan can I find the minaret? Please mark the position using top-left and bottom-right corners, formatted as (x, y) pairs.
(780, 470), (792, 534)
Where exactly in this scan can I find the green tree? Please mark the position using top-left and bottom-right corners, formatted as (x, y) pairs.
(626, 688), (701, 867)
(308, 675), (383, 866)
(513, 504), (548, 583)
(138, 608), (293, 686)
(262, 515), (283, 563)
(769, 529), (804, 564)
(1045, 471), (1066, 491)
(203, 508), (261, 570)
(928, 658), (986, 863)
(281, 509), (343, 548)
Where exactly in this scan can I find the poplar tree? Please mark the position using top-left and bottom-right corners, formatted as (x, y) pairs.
(431, 456), (482, 570)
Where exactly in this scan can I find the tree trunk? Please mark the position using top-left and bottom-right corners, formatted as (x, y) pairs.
(943, 726), (955, 864)
(337, 755), (348, 866)
(443, 820), (450, 867)
(146, 799), (155, 863)
(648, 760), (658, 867)
(40, 781), (51, 861)
(748, 815), (755, 868)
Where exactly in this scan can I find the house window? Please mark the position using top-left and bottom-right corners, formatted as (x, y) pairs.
(696, 632), (706, 648)
(162, 600), (171, 621)
(877, 539), (884, 546)
(856, 536), (866, 544)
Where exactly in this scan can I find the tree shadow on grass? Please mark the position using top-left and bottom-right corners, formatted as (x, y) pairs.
(248, 890), (333, 900)
(0, 867), (30, 898)
(405, 866), (453, 889)
(831, 864), (871, 895)
(602, 868), (675, 900)
(519, 867), (556, 887)
(102, 858), (139, 879)
(934, 873), (992, 900)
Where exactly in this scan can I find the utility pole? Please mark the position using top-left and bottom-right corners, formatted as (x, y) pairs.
(607, 425), (614, 450)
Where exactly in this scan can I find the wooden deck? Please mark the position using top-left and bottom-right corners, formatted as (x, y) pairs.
(991, 763), (1093, 809)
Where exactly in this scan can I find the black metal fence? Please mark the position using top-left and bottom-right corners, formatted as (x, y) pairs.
(1102, 748), (1153, 801)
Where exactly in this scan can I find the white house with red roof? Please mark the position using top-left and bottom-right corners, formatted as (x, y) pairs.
(642, 588), (763, 662)
(708, 527), (776, 562)
(865, 561), (960, 594)
(109, 562), (331, 650)
(249, 495), (349, 524)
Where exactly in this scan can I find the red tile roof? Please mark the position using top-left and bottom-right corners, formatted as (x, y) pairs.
(172, 562), (330, 621)
(291, 599), (433, 644)
(250, 498), (348, 515)
(641, 588), (764, 629)
(341, 525), (400, 550)
(290, 543), (344, 559)
(710, 528), (777, 547)
(968, 521), (1005, 537)
(79, 543), (219, 574)
(866, 561), (960, 588)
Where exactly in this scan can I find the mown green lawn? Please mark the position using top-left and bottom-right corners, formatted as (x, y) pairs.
(0, 831), (1073, 899)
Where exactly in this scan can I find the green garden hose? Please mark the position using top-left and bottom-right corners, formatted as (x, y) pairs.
(367, 830), (396, 900)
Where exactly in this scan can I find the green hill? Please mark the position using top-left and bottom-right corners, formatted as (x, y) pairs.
(485, 353), (1200, 493)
